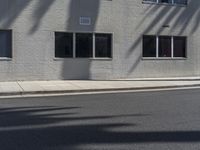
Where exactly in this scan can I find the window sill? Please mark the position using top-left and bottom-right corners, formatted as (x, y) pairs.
(0, 57), (12, 61)
(142, 1), (187, 7)
(54, 57), (73, 61)
(54, 57), (112, 61)
(142, 57), (187, 60)
(89, 58), (113, 61)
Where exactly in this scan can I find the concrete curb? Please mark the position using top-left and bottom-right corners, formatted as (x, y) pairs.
(1, 84), (200, 97)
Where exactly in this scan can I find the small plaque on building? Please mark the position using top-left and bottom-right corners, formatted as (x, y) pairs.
(79, 17), (91, 26)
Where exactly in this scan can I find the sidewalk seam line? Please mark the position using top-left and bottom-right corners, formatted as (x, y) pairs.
(17, 82), (25, 92)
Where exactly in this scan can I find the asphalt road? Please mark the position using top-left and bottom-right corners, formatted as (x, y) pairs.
(1, 89), (200, 150)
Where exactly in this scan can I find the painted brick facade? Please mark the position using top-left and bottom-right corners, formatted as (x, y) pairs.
(0, 0), (199, 81)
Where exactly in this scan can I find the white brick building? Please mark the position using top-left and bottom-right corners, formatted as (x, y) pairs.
(0, 0), (199, 81)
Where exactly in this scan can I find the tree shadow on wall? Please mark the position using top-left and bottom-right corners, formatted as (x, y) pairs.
(0, 0), (199, 79)
(0, 0), (101, 80)
(127, 0), (200, 74)
(0, 0), (56, 32)
(29, 0), (56, 34)
(0, 0), (32, 28)
(62, 0), (100, 80)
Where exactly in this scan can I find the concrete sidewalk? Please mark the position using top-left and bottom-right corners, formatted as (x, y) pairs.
(1, 78), (200, 96)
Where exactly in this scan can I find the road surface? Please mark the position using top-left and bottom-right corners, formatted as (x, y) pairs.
(0, 89), (200, 150)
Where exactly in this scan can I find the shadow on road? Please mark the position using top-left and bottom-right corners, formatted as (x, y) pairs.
(0, 106), (199, 149)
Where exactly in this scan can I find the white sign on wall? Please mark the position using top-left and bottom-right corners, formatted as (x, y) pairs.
(79, 17), (91, 26)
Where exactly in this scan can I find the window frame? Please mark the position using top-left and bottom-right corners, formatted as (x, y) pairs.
(95, 33), (112, 58)
(0, 29), (12, 60)
(173, 36), (187, 58)
(142, 0), (188, 6)
(75, 33), (93, 58)
(54, 32), (113, 60)
(55, 32), (74, 58)
(142, 35), (157, 57)
(142, 35), (187, 59)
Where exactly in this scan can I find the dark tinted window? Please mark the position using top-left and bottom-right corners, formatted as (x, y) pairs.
(143, 0), (187, 5)
(159, 0), (172, 3)
(95, 34), (112, 58)
(143, 35), (156, 57)
(143, 0), (157, 2)
(55, 32), (73, 58)
(76, 33), (93, 58)
(0, 30), (12, 58)
(173, 36), (186, 57)
(159, 36), (171, 57)
(174, 0), (187, 4)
